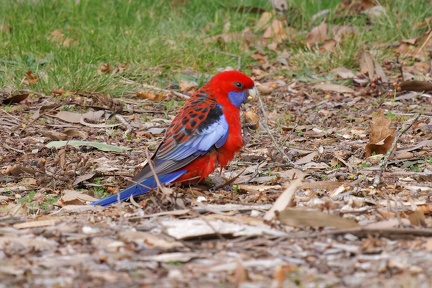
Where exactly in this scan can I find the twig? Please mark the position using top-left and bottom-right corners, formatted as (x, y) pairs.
(256, 92), (300, 169)
(373, 113), (421, 186)
(211, 167), (247, 191)
(145, 148), (165, 194)
(114, 114), (133, 137)
(244, 161), (266, 184)
(279, 227), (432, 239)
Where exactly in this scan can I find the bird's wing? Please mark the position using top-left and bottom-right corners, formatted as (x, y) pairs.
(132, 90), (229, 182)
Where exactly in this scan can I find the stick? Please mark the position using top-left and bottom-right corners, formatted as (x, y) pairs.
(373, 113), (421, 185)
(145, 148), (165, 194)
(256, 92), (300, 169)
(114, 114), (133, 136)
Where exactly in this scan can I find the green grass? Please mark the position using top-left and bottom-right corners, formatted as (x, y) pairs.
(0, 0), (430, 94)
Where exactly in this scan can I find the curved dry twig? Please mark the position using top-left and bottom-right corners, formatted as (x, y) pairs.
(373, 113), (421, 186)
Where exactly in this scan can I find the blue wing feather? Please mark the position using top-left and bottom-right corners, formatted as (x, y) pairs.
(159, 114), (228, 161)
(90, 170), (187, 207)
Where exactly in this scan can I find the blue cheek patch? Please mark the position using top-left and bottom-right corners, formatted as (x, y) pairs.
(228, 91), (247, 107)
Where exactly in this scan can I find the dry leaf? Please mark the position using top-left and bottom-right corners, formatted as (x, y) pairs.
(179, 80), (198, 93)
(4, 165), (36, 176)
(364, 218), (410, 229)
(82, 110), (105, 122)
(256, 12), (273, 30)
(374, 59), (388, 83)
(264, 171), (305, 221)
(256, 83), (274, 95)
(60, 189), (98, 205)
(55, 110), (104, 124)
(300, 180), (345, 191)
(331, 67), (356, 78)
(358, 49), (375, 79)
(314, 84), (355, 93)
(48, 29), (77, 47)
(40, 130), (68, 141)
(13, 219), (58, 229)
(0, 24), (11, 34)
(278, 208), (359, 228)
(63, 128), (88, 139)
(234, 259), (248, 286)
(0, 236), (57, 249)
(295, 151), (318, 165)
(274, 265), (296, 285)
(306, 22), (328, 48)
(119, 231), (183, 250)
(2, 93), (29, 104)
(333, 25), (357, 42)
(162, 219), (287, 240)
(365, 109), (396, 157)
(408, 210), (427, 227)
(111, 63), (128, 74)
(55, 111), (82, 123)
(263, 18), (288, 44)
(17, 177), (37, 186)
(243, 110), (260, 130)
(136, 90), (167, 101)
(73, 173), (96, 186)
(399, 80), (432, 92)
(23, 70), (39, 85)
(99, 63), (111, 74)
(320, 39), (337, 52)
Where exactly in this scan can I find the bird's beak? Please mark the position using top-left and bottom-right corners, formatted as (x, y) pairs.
(247, 86), (258, 101)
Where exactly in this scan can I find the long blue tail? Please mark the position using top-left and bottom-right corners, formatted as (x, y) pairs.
(90, 170), (186, 207)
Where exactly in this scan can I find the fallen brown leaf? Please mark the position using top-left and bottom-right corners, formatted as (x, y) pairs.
(314, 83), (355, 93)
(13, 219), (58, 229)
(278, 208), (359, 228)
(2, 92), (29, 104)
(365, 109), (396, 157)
(407, 209), (427, 227)
(23, 70), (39, 85)
(358, 49), (375, 79)
(243, 109), (260, 130)
(234, 258), (249, 286)
(264, 171), (305, 221)
(136, 90), (167, 101)
(399, 80), (432, 92)
(306, 22), (328, 48)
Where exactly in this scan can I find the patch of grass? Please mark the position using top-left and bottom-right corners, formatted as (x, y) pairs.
(17, 191), (36, 204)
(0, 0), (429, 93)
(40, 194), (59, 211)
(287, 0), (430, 74)
(93, 177), (108, 199)
(362, 162), (371, 168)
(0, 0), (265, 94)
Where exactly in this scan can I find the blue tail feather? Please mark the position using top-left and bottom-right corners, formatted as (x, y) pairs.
(90, 170), (187, 207)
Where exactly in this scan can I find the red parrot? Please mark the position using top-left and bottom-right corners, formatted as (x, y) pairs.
(91, 70), (256, 206)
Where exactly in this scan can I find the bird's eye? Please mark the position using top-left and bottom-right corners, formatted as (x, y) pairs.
(234, 82), (244, 89)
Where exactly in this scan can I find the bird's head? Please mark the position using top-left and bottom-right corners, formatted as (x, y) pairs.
(207, 70), (257, 108)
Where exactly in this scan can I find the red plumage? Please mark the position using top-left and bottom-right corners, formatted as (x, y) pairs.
(91, 70), (256, 206)
(168, 70), (255, 183)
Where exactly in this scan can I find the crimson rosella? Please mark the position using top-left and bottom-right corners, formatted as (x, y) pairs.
(91, 70), (257, 206)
